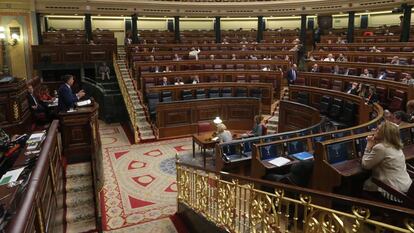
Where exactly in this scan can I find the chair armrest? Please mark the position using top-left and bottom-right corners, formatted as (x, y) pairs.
(371, 178), (413, 205)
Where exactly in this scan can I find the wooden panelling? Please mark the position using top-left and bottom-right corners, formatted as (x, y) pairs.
(156, 98), (260, 138)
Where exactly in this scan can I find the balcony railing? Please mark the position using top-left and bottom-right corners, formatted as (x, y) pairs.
(176, 162), (414, 233)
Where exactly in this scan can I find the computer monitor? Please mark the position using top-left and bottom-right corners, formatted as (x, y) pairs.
(286, 139), (308, 155)
(326, 140), (354, 164)
(355, 137), (368, 157)
(400, 128), (412, 146)
(260, 144), (283, 160)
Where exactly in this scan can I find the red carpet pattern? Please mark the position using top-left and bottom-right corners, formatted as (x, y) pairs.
(100, 126), (192, 231)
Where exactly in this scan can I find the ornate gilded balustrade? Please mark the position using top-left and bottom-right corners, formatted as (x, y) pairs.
(176, 162), (414, 233)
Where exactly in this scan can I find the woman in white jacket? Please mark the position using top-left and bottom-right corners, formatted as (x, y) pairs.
(362, 121), (412, 202)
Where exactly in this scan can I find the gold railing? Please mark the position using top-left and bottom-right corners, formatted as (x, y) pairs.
(113, 53), (140, 143)
(176, 162), (414, 233)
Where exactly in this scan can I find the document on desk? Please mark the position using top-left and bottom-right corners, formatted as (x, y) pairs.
(268, 157), (291, 167)
(76, 99), (92, 107)
(0, 167), (25, 186)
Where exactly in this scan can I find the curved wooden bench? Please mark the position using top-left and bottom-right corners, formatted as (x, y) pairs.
(310, 51), (414, 65)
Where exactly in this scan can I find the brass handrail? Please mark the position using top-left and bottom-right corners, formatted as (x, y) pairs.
(176, 162), (414, 233)
(113, 53), (140, 143)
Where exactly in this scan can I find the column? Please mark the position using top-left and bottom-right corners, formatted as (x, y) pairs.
(215, 17), (221, 43)
(85, 14), (93, 42)
(44, 16), (49, 32)
(131, 14), (138, 43)
(347, 11), (355, 43)
(401, 4), (412, 42)
(257, 16), (264, 43)
(300, 15), (307, 46)
(36, 13), (43, 44)
(174, 16), (180, 43)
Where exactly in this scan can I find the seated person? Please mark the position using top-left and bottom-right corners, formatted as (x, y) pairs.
(173, 53), (182, 61)
(384, 29), (394, 36)
(362, 121), (412, 203)
(377, 69), (388, 80)
(57, 75), (86, 112)
(289, 45), (299, 51)
(231, 54), (237, 60)
(161, 76), (169, 86)
(27, 85), (49, 119)
(370, 46), (382, 53)
(323, 53), (335, 62)
(335, 36), (346, 44)
(249, 55), (258, 60)
(383, 109), (393, 122)
(360, 68), (373, 78)
(365, 86), (378, 104)
(174, 77), (184, 85)
(310, 63), (319, 73)
(346, 82), (359, 95)
(401, 73), (414, 85)
(241, 45), (248, 51)
(390, 56), (401, 65)
(98, 62), (111, 80)
(216, 123), (232, 143)
(209, 54), (215, 60)
(336, 53), (348, 62)
(392, 111), (410, 127)
(263, 55), (272, 60)
(191, 75), (200, 84)
(37, 85), (55, 104)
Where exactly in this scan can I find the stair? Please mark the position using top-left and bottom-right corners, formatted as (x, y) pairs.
(65, 162), (96, 233)
(265, 87), (289, 134)
(115, 46), (156, 142)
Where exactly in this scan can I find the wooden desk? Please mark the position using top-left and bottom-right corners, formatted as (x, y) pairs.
(156, 98), (260, 139)
(58, 102), (99, 163)
(192, 132), (217, 168)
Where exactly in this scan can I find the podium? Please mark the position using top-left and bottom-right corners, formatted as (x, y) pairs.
(58, 102), (100, 163)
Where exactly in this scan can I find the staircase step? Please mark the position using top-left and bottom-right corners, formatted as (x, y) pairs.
(65, 176), (93, 193)
(66, 219), (96, 233)
(66, 190), (94, 208)
(66, 163), (91, 178)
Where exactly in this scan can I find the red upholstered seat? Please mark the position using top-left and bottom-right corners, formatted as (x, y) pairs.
(197, 122), (214, 134)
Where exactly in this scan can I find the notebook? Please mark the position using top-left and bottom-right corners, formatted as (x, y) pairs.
(290, 151), (314, 161)
(268, 157), (291, 167)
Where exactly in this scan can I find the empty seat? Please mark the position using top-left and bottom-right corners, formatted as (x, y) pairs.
(221, 88), (233, 97)
(331, 80), (343, 91)
(235, 88), (248, 97)
(389, 90), (406, 112)
(328, 98), (344, 120)
(181, 90), (193, 100)
(208, 75), (219, 82)
(250, 89), (263, 98)
(319, 79), (330, 89)
(208, 88), (220, 98)
(320, 95), (332, 114)
(340, 101), (356, 126)
(236, 75), (246, 83)
(146, 92), (160, 120)
(196, 89), (207, 99)
(297, 92), (309, 105)
(161, 91), (173, 102)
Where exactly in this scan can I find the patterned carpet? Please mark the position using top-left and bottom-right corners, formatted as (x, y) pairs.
(99, 122), (203, 232)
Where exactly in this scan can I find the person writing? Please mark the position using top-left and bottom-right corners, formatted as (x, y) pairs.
(362, 121), (412, 203)
(216, 123), (232, 143)
(58, 75), (86, 112)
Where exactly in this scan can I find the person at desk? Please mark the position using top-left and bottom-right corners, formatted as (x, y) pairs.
(362, 121), (412, 203)
(27, 85), (49, 120)
(249, 115), (265, 136)
(216, 123), (232, 143)
(57, 75), (86, 112)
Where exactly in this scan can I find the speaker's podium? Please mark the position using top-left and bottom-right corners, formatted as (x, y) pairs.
(58, 99), (100, 164)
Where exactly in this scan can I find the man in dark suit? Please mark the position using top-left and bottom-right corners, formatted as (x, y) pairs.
(58, 75), (85, 112)
(346, 82), (359, 95)
(27, 84), (50, 123)
(286, 64), (298, 85)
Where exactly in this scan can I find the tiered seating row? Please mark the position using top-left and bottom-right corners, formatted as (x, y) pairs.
(296, 72), (413, 112)
(316, 42), (414, 52)
(310, 51), (414, 65)
(305, 60), (413, 81)
(43, 30), (116, 44)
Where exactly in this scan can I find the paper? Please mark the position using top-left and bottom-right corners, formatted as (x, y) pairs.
(27, 131), (46, 143)
(76, 99), (92, 107)
(268, 157), (291, 167)
(0, 167), (25, 185)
